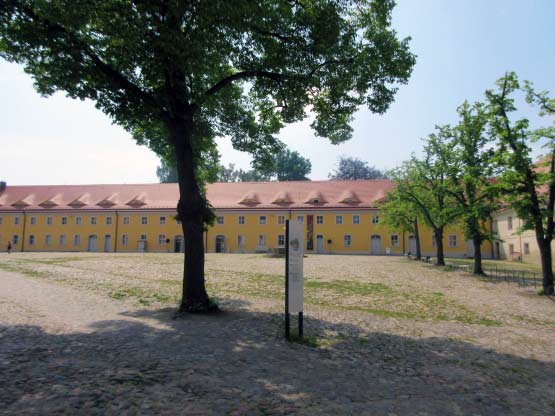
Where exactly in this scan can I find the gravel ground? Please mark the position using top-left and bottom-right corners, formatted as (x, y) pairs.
(1, 253), (555, 415)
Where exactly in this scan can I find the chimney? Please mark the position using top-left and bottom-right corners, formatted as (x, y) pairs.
(0, 181), (6, 193)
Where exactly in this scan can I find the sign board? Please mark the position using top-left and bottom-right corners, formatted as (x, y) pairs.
(287, 220), (304, 313)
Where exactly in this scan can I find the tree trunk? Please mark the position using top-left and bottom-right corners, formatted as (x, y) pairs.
(434, 227), (445, 266)
(472, 233), (484, 275)
(538, 239), (555, 295)
(168, 116), (212, 312)
(413, 219), (421, 260)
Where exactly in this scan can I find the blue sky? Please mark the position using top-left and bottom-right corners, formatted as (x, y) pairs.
(1, 0), (554, 185)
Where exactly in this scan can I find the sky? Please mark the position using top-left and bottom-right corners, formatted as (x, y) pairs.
(1, 0), (554, 185)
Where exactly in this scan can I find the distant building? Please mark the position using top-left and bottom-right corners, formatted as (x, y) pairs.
(0, 180), (473, 257)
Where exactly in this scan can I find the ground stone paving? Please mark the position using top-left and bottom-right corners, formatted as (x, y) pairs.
(1, 269), (555, 415)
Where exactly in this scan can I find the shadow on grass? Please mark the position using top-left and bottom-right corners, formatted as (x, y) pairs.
(1, 300), (555, 415)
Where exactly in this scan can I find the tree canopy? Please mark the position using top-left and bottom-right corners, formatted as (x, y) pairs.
(329, 156), (387, 180)
(0, 0), (415, 311)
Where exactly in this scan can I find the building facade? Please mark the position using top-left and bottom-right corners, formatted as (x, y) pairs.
(0, 180), (472, 257)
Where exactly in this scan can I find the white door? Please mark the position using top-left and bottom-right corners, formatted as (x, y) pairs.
(408, 236), (417, 254)
(104, 235), (111, 252)
(316, 235), (324, 253)
(370, 235), (382, 255)
(138, 240), (146, 253)
(87, 235), (98, 252)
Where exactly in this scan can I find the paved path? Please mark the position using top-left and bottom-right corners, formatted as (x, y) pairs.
(1, 270), (555, 415)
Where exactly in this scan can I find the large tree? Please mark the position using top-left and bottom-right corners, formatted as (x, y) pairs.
(487, 72), (555, 294)
(156, 159), (178, 183)
(446, 101), (499, 275)
(0, 0), (414, 312)
(393, 130), (461, 266)
(329, 156), (387, 180)
(275, 149), (312, 181)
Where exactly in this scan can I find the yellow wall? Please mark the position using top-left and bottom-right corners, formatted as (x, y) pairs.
(0, 208), (477, 257)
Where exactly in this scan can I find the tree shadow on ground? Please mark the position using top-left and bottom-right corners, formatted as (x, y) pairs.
(2, 299), (555, 415)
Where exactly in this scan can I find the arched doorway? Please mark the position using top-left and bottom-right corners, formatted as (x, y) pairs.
(316, 235), (324, 253)
(87, 235), (98, 252)
(408, 235), (417, 254)
(370, 235), (382, 255)
(174, 235), (184, 253)
(215, 235), (226, 253)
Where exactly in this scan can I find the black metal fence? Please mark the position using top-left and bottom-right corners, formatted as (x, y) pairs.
(445, 263), (541, 288)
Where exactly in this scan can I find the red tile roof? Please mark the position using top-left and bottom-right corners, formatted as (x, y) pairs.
(0, 180), (394, 211)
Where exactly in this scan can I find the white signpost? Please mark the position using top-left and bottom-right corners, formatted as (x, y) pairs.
(285, 219), (304, 339)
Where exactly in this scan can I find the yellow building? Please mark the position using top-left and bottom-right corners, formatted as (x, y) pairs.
(0, 180), (473, 257)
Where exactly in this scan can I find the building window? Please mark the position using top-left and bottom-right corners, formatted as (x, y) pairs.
(14, 216), (20, 225)
(344, 235), (352, 247)
(0, 216), (2, 225)
(30, 216), (36, 225)
(59, 234), (66, 246)
(237, 235), (245, 248)
(140, 234), (147, 241)
(141, 216), (148, 225)
(46, 216), (53, 225)
(448, 235), (457, 248)
(508, 216), (513, 230)
(45, 235), (52, 246)
(259, 216), (267, 225)
(73, 235), (81, 246)
(509, 243), (514, 254)
(122, 234), (128, 246)
(277, 215), (285, 225)
(159, 216), (166, 225)
(61, 217), (68, 225)
(432, 235), (436, 247)
(75, 216), (82, 225)
(278, 234), (285, 246)
(258, 234), (266, 246)
(372, 215), (380, 224)
(238, 216), (245, 225)
(105, 216), (112, 225)
(336, 215), (343, 225)
(90, 217), (97, 225)
(158, 234), (166, 245)
(297, 216), (304, 223)
(391, 235), (399, 247)
(217, 216), (224, 225)
(12, 235), (19, 245)
(29, 235), (35, 246)
(316, 215), (324, 225)
(123, 216), (130, 225)
(352, 215), (360, 224)
(524, 242), (530, 255)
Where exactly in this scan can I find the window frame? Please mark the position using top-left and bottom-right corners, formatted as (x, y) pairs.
(390, 234), (399, 247)
(316, 215), (324, 225)
(448, 234), (457, 248)
(352, 215), (360, 224)
(335, 215), (343, 225)
(344, 235), (352, 247)
(123, 216), (130, 225)
(141, 216), (148, 225)
(259, 215), (267, 225)
(238, 215), (245, 225)
(217, 216), (224, 225)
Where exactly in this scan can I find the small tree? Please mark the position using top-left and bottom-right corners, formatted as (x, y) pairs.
(393, 130), (461, 266)
(329, 156), (387, 180)
(156, 159), (179, 183)
(487, 72), (555, 294)
(0, 1), (414, 311)
(446, 101), (499, 275)
(381, 188), (422, 259)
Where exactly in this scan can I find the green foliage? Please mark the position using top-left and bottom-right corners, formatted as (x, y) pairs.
(486, 72), (555, 293)
(329, 156), (387, 180)
(217, 149), (311, 182)
(446, 101), (499, 245)
(156, 159), (178, 183)
(381, 186), (419, 234)
(0, 0), (415, 177)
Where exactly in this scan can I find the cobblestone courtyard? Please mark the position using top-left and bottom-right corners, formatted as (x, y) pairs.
(1, 253), (555, 415)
